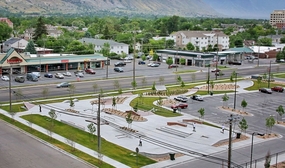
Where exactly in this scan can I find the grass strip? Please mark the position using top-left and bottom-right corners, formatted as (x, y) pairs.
(0, 113), (114, 168)
(245, 80), (285, 91)
(130, 97), (181, 117)
(21, 114), (156, 168)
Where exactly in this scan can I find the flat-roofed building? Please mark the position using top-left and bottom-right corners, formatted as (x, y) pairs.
(270, 10), (285, 28)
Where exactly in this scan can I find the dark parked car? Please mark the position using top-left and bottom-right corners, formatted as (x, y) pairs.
(56, 82), (71, 88)
(259, 88), (272, 94)
(85, 68), (96, 74)
(228, 61), (242, 65)
(174, 95), (188, 102)
(271, 86), (284, 92)
(211, 69), (220, 73)
(138, 61), (146, 65)
(114, 62), (126, 67)
(191, 95), (204, 101)
(44, 73), (53, 78)
(114, 67), (124, 72)
(171, 103), (188, 109)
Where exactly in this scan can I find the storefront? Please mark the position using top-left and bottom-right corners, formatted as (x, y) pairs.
(0, 48), (107, 75)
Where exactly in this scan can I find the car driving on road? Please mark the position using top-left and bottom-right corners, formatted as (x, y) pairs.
(191, 95), (204, 101)
(259, 88), (272, 94)
(271, 86), (284, 92)
(114, 67), (124, 72)
(56, 82), (71, 88)
(114, 62), (126, 67)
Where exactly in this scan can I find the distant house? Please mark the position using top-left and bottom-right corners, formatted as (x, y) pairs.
(2, 38), (29, 53)
(79, 38), (129, 55)
(170, 31), (230, 51)
(258, 35), (284, 44)
(23, 25), (63, 40)
(243, 40), (256, 47)
(0, 17), (13, 28)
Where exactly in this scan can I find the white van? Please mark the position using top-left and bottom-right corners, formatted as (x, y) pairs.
(31, 72), (41, 78)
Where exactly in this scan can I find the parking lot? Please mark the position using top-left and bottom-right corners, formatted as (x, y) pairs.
(180, 91), (285, 134)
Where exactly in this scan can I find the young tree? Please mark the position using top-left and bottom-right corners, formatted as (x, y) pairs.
(263, 73), (267, 80)
(133, 101), (138, 112)
(126, 112), (133, 129)
(198, 108), (205, 121)
(181, 81), (185, 88)
(87, 122), (96, 141)
(210, 80), (215, 91)
(141, 77), (147, 87)
(152, 53), (159, 61)
(180, 58), (186, 65)
(131, 80), (137, 89)
(222, 93), (229, 107)
(257, 77), (262, 88)
(102, 42), (110, 57)
(156, 97), (163, 106)
(166, 58), (173, 68)
(230, 71), (236, 82)
(238, 117), (248, 133)
(42, 88), (49, 99)
(113, 80), (120, 90)
(69, 99), (75, 109)
(191, 73), (196, 82)
(152, 82), (156, 91)
(141, 55), (146, 61)
(276, 105), (285, 122)
(49, 109), (57, 127)
(241, 99), (248, 111)
(65, 133), (76, 152)
(176, 75), (182, 84)
(25, 41), (37, 54)
(158, 76), (164, 85)
(92, 83), (98, 95)
(118, 88), (123, 94)
(265, 116), (275, 134)
(112, 97), (116, 109)
(68, 84), (76, 97)
(264, 151), (271, 168)
(0, 22), (13, 42)
(138, 93), (143, 104)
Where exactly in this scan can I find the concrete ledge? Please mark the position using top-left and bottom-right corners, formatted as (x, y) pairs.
(167, 122), (187, 127)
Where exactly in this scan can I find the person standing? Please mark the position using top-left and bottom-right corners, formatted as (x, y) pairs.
(139, 136), (142, 146)
(192, 122), (196, 132)
(221, 124), (225, 134)
(39, 105), (42, 112)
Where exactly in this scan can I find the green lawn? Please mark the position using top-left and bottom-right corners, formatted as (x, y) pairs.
(0, 104), (26, 112)
(273, 74), (285, 78)
(130, 97), (181, 117)
(0, 114), (114, 168)
(193, 90), (234, 95)
(21, 114), (156, 168)
(173, 70), (197, 74)
(245, 80), (285, 91)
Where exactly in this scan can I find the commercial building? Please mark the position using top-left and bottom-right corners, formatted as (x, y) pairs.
(170, 31), (230, 51)
(270, 10), (285, 28)
(0, 48), (107, 75)
(0, 17), (13, 28)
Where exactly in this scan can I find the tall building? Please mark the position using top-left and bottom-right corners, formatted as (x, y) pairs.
(270, 10), (285, 29)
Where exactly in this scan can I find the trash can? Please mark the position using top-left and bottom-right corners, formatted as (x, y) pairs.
(173, 109), (177, 113)
(210, 92), (213, 96)
(169, 153), (175, 160)
(236, 133), (241, 139)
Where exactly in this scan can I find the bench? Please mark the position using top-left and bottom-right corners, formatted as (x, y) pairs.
(167, 122), (187, 127)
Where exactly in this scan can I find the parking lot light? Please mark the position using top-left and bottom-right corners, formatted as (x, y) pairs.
(250, 132), (264, 168)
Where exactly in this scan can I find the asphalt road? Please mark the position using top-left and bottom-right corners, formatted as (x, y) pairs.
(172, 92), (285, 168)
(0, 120), (93, 168)
(0, 63), (283, 102)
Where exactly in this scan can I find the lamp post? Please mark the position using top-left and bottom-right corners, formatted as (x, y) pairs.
(207, 64), (210, 94)
(227, 114), (233, 168)
(216, 35), (219, 80)
(268, 61), (272, 88)
(233, 72), (238, 109)
(250, 132), (264, 168)
(257, 44), (260, 67)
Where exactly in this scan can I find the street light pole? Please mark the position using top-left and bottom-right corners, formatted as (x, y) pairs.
(207, 64), (210, 94)
(257, 45), (260, 67)
(9, 65), (12, 113)
(268, 61), (272, 88)
(228, 114), (233, 168)
(250, 132), (264, 168)
(233, 73), (237, 109)
(216, 35), (218, 80)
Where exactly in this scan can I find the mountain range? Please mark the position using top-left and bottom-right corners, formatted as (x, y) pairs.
(0, 0), (284, 19)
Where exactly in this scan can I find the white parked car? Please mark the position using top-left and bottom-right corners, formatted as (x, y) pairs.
(1, 75), (9, 81)
(63, 71), (72, 76)
(55, 73), (64, 79)
(124, 59), (131, 63)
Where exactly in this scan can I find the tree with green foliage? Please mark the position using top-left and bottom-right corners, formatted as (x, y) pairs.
(87, 123), (96, 141)
(180, 58), (186, 65)
(222, 93), (229, 107)
(166, 58), (173, 68)
(165, 39), (175, 48)
(276, 105), (285, 122)
(48, 109), (57, 127)
(33, 16), (48, 41)
(69, 99), (75, 109)
(265, 116), (275, 134)
(156, 97), (163, 106)
(210, 80), (215, 91)
(102, 42), (110, 57)
(131, 80), (137, 89)
(152, 53), (159, 61)
(241, 99), (248, 111)
(0, 22), (13, 42)
(25, 41), (37, 54)
(42, 88), (49, 99)
(264, 151), (271, 168)
(263, 73), (267, 80)
(181, 81), (185, 88)
(238, 117), (248, 133)
(126, 112), (133, 129)
(258, 37), (272, 46)
(133, 101), (138, 112)
(152, 82), (156, 91)
(257, 77), (262, 88)
(66, 40), (93, 55)
(186, 42), (195, 50)
(92, 83), (98, 96)
(112, 97), (116, 109)
(141, 77), (147, 87)
(176, 75), (182, 84)
(141, 55), (147, 61)
(198, 108), (205, 121)
(230, 71), (236, 82)
(113, 80), (120, 90)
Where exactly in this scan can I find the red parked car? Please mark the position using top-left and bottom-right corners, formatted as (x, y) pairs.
(85, 69), (96, 74)
(271, 86), (284, 92)
(171, 103), (188, 109)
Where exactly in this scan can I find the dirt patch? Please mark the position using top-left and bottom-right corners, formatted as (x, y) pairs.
(162, 99), (177, 106)
(150, 153), (184, 162)
(218, 106), (251, 116)
(212, 134), (249, 147)
(90, 97), (128, 105)
(199, 83), (240, 91)
(277, 121), (285, 127)
(257, 133), (279, 139)
(102, 108), (147, 122)
(270, 161), (285, 168)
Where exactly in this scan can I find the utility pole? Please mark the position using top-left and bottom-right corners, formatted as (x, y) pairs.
(97, 94), (102, 162)
(268, 61), (272, 88)
(9, 65), (12, 113)
(133, 34), (136, 85)
(233, 72), (237, 109)
(175, 48), (178, 72)
(207, 64), (210, 94)
(216, 34), (219, 80)
(228, 114), (233, 168)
